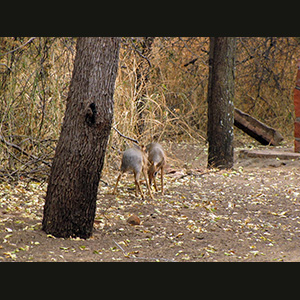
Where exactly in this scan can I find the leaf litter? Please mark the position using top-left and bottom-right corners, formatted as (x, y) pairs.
(0, 143), (300, 261)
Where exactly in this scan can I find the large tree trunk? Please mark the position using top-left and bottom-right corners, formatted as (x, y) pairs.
(42, 37), (120, 239)
(207, 37), (236, 169)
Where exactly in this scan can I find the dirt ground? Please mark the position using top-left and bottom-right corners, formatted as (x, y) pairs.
(1, 142), (300, 262)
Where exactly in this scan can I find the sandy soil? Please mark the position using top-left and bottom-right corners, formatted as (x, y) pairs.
(1, 142), (300, 262)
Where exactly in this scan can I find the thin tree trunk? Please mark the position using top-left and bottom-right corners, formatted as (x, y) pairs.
(135, 37), (155, 135)
(207, 37), (236, 169)
(42, 37), (120, 239)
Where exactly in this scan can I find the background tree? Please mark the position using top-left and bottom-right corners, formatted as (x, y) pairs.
(130, 37), (155, 135)
(42, 37), (120, 239)
(207, 37), (236, 169)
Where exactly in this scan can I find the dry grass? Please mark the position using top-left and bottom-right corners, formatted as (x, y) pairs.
(0, 37), (299, 181)
(0, 37), (75, 180)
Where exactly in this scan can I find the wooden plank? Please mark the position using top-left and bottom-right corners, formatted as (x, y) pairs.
(234, 108), (284, 146)
(239, 149), (300, 160)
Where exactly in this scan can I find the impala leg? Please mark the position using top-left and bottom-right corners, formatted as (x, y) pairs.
(143, 168), (154, 199)
(134, 172), (145, 199)
(113, 172), (122, 195)
(153, 173), (158, 192)
(161, 166), (164, 195)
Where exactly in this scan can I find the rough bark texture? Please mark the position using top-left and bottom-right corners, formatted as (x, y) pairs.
(207, 37), (236, 169)
(42, 37), (120, 239)
(294, 58), (300, 152)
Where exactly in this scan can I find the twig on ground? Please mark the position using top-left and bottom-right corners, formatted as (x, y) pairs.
(112, 239), (175, 262)
(113, 239), (126, 253)
(178, 168), (220, 179)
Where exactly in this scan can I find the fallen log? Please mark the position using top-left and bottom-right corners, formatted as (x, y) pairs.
(239, 149), (300, 160)
(234, 108), (284, 146)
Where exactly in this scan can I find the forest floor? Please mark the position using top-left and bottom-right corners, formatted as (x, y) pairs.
(1, 141), (300, 262)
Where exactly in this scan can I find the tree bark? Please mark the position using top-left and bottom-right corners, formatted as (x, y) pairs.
(135, 37), (155, 135)
(42, 37), (120, 239)
(294, 58), (300, 152)
(207, 37), (236, 169)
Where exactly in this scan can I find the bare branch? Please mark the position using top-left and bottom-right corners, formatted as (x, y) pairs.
(112, 126), (139, 144)
(0, 37), (37, 56)
(130, 37), (152, 68)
